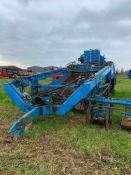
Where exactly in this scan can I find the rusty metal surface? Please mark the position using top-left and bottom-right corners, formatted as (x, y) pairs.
(62, 72), (94, 85)
(121, 117), (131, 130)
(59, 88), (74, 98)
(34, 72), (95, 105)
(59, 72), (94, 99)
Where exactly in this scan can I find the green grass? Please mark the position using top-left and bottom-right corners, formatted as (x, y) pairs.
(0, 76), (131, 175)
(113, 76), (131, 98)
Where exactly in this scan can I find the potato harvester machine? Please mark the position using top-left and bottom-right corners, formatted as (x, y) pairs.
(4, 49), (131, 136)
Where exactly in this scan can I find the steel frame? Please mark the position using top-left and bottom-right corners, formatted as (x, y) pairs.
(4, 49), (130, 136)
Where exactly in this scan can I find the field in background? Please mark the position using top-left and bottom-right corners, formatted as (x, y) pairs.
(0, 76), (131, 175)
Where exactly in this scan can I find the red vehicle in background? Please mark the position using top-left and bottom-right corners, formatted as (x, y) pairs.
(0, 66), (21, 78)
(0, 66), (31, 78)
(0, 69), (12, 78)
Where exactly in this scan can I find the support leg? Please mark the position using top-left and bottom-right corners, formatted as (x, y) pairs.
(86, 102), (93, 124)
(9, 107), (42, 137)
(105, 104), (110, 130)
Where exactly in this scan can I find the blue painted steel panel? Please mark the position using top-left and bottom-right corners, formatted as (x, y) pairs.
(56, 65), (112, 115)
(4, 83), (32, 112)
(87, 97), (131, 106)
(128, 69), (131, 78)
(79, 49), (105, 64)
(9, 107), (42, 136)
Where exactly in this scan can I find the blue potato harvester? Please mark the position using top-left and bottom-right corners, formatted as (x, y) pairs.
(4, 49), (131, 136)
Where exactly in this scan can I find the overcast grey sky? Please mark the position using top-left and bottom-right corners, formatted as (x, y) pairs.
(0, 0), (131, 69)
